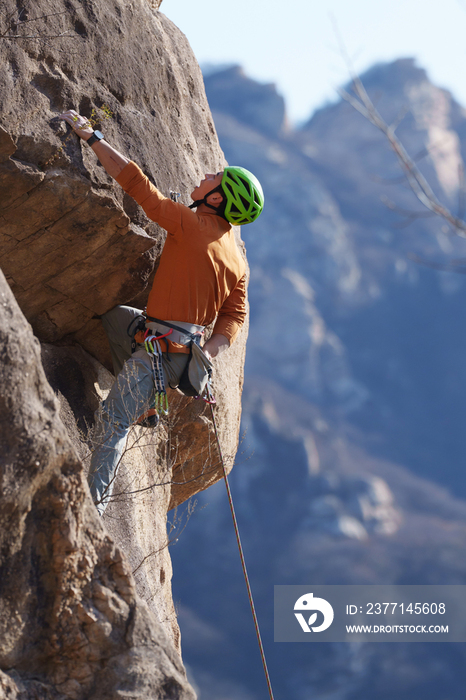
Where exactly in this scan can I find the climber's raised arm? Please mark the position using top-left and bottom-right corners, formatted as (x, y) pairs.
(60, 109), (129, 179)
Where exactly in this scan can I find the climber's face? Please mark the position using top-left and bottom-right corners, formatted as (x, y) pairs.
(191, 172), (224, 202)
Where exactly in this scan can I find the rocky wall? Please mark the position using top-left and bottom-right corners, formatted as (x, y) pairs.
(0, 0), (248, 693)
(0, 270), (196, 699)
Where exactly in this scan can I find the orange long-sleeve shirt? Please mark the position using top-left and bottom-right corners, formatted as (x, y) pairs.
(116, 162), (247, 352)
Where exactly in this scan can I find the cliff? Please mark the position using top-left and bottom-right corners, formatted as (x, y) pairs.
(0, 0), (247, 696)
(0, 270), (195, 699)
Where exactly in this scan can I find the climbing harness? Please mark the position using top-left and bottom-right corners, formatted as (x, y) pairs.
(145, 316), (204, 348)
(206, 383), (275, 700)
(127, 312), (208, 417)
(145, 315), (211, 398)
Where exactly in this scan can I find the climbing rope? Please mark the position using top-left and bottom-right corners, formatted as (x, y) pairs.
(207, 390), (275, 700)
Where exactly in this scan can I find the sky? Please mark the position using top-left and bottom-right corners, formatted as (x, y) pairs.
(161, 0), (466, 125)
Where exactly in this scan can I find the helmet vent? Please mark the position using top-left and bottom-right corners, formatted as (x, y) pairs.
(239, 193), (250, 210)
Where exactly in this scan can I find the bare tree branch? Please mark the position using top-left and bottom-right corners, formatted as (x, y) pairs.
(339, 83), (466, 237)
(331, 15), (466, 239)
(0, 6), (76, 41)
(1, 31), (74, 40)
(380, 195), (438, 228)
(371, 139), (456, 187)
(407, 252), (466, 274)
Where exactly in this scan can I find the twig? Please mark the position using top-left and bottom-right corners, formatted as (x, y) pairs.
(1, 31), (74, 39)
(332, 16), (466, 238)
(7, 10), (68, 26)
(0, 7), (76, 41)
(131, 500), (197, 575)
(339, 79), (466, 236)
(407, 252), (466, 274)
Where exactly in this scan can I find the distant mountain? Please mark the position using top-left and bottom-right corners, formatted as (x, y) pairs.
(171, 59), (466, 700)
(207, 58), (466, 492)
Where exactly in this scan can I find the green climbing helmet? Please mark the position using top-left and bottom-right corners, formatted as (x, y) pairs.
(220, 166), (264, 225)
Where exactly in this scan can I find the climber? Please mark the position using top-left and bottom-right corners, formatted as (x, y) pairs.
(59, 109), (264, 516)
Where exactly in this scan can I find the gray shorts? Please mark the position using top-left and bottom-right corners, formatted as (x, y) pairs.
(101, 304), (189, 388)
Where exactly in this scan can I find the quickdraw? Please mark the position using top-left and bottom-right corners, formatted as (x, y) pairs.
(144, 332), (170, 415)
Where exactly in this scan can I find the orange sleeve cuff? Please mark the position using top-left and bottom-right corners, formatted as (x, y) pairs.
(115, 161), (143, 190)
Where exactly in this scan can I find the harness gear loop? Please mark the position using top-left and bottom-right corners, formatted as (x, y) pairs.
(207, 386), (275, 700)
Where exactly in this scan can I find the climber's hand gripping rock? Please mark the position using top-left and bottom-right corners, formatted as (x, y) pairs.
(59, 109), (94, 140)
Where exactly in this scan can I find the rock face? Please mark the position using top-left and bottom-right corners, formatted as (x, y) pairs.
(0, 0), (248, 693)
(1, 0), (222, 352)
(0, 0), (246, 506)
(0, 270), (195, 699)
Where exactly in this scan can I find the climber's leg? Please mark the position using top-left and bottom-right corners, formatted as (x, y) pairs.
(101, 304), (144, 376)
(88, 352), (154, 516)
